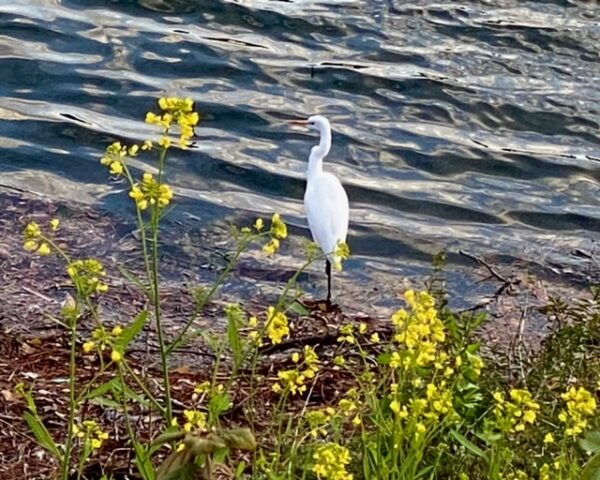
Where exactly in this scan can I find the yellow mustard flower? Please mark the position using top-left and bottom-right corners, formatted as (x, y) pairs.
(389, 351), (402, 369)
(129, 173), (173, 210)
(263, 238), (280, 256)
(493, 388), (540, 434)
(333, 355), (346, 367)
(303, 345), (320, 370)
(276, 369), (307, 395)
(23, 240), (38, 252)
(305, 409), (332, 438)
(67, 259), (108, 295)
(389, 290), (446, 370)
(100, 142), (128, 177)
(23, 222), (44, 252)
(110, 350), (122, 363)
(312, 443), (353, 480)
(194, 381), (210, 394)
(25, 222), (41, 238)
(147, 97), (199, 147)
(36, 243), (51, 256)
(390, 400), (409, 419)
(539, 464), (551, 480)
(337, 324), (356, 344)
(334, 242), (351, 270)
(247, 313), (262, 345)
(559, 386), (596, 437)
(73, 420), (109, 451)
(183, 409), (207, 433)
(159, 136), (171, 149)
(271, 213), (287, 239)
(109, 161), (123, 176)
(272, 383), (282, 393)
(49, 218), (60, 231)
(266, 306), (289, 344)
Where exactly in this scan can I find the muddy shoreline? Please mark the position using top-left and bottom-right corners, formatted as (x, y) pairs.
(2, 187), (596, 344)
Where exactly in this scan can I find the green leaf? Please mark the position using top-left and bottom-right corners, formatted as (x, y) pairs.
(582, 453), (600, 480)
(85, 378), (120, 401)
(235, 460), (247, 478)
(156, 446), (197, 480)
(110, 382), (151, 407)
(416, 465), (434, 479)
(91, 396), (121, 408)
(287, 301), (310, 316)
(133, 439), (157, 480)
(23, 411), (61, 459)
(117, 310), (149, 350)
(220, 428), (256, 451)
(209, 392), (231, 419)
(149, 429), (184, 455)
(449, 430), (486, 459)
(116, 265), (150, 293)
(226, 304), (244, 365)
(377, 352), (392, 365)
(476, 429), (502, 445)
(159, 462), (200, 480)
(581, 432), (600, 454)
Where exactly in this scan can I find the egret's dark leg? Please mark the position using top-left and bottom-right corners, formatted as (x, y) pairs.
(326, 259), (332, 305)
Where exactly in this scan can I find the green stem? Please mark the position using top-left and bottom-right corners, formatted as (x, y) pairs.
(123, 164), (153, 292)
(117, 364), (147, 477)
(75, 442), (88, 480)
(61, 322), (78, 480)
(121, 360), (166, 414)
(41, 236), (71, 265)
(151, 147), (172, 423)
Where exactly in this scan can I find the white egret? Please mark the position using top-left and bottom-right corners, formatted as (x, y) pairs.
(290, 115), (349, 304)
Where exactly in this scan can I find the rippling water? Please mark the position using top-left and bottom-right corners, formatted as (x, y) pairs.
(1, 0), (599, 308)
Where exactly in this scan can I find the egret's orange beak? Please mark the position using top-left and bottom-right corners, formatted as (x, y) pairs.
(288, 119), (310, 126)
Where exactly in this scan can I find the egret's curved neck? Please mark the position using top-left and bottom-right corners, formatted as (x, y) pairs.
(308, 125), (331, 181)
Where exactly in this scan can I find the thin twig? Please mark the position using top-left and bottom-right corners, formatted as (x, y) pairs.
(459, 250), (514, 286)
(20, 286), (56, 303)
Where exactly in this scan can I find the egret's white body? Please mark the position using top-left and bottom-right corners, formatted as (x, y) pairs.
(292, 115), (349, 302)
(304, 171), (349, 264)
